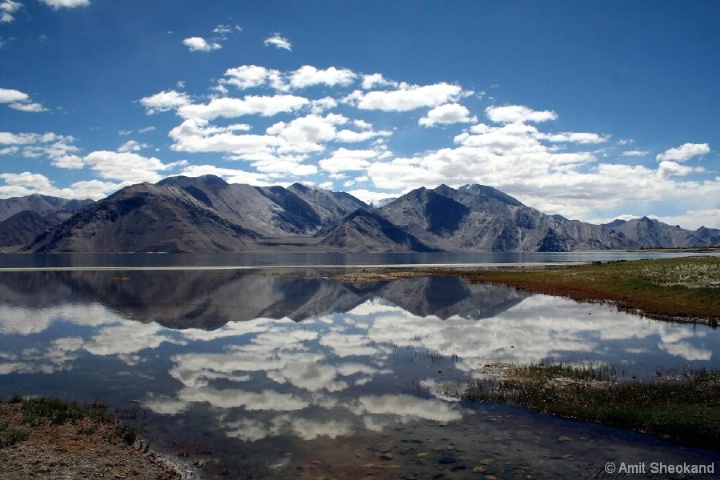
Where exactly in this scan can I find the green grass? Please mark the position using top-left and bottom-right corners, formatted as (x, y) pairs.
(114, 424), (138, 446)
(0, 428), (29, 449)
(0, 420), (29, 449)
(1, 397), (137, 447)
(455, 364), (720, 449)
(455, 257), (720, 321)
(21, 397), (88, 426)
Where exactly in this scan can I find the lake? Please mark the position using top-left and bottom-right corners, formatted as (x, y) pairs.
(0, 250), (715, 269)
(1, 252), (719, 478)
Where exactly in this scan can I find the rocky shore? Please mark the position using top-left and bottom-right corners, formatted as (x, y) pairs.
(0, 399), (191, 480)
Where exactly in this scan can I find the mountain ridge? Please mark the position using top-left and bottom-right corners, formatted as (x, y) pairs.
(0, 194), (94, 250)
(3, 175), (717, 253)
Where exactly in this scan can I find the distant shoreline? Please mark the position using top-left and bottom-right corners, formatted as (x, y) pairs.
(1, 254), (718, 321)
(283, 256), (720, 323)
(0, 261), (586, 272)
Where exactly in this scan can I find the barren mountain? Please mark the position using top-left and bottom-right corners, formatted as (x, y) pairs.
(22, 175), (370, 253)
(10, 175), (719, 253)
(694, 227), (720, 247)
(25, 182), (259, 253)
(156, 175), (367, 236)
(376, 184), (633, 251)
(315, 208), (438, 252)
(0, 211), (53, 247)
(0, 195), (93, 250)
(604, 217), (717, 248)
(0, 194), (93, 222)
(287, 182), (369, 219)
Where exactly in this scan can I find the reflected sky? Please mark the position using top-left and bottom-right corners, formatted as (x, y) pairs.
(1, 270), (718, 477)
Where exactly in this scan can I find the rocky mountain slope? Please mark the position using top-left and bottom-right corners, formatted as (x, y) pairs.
(7, 175), (719, 253)
(156, 175), (367, 237)
(0, 211), (53, 247)
(315, 209), (438, 252)
(23, 175), (369, 253)
(0, 194), (93, 249)
(375, 184), (633, 251)
(605, 217), (719, 249)
(26, 182), (259, 253)
(0, 194), (92, 222)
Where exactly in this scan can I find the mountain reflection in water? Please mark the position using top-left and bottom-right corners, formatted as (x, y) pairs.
(0, 270), (528, 328)
(1, 270), (719, 478)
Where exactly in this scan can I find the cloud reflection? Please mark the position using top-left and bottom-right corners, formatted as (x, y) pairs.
(1, 271), (717, 444)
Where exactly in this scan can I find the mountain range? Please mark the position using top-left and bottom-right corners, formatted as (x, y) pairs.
(0, 195), (93, 248)
(0, 175), (717, 253)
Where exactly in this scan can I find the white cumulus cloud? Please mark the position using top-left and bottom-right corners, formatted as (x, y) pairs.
(0, 171), (54, 189)
(656, 143), (710, 162)
(0, 1), (22, 23)
(266, 113), (346, 153)
(658, 160), (704, 178)
(622, 150), (649, 157)
(83, 150), (185, 183)
(0, 131), (78, 167)
(223, 65), (276, 90)
(485, 105), (557, 124)
(0, 87), (47, 112)
(348, 82), (465, 112)
(139, 90), (190, 114)
(118, 140), (148, 153)
(290, 65), (356, 89)
(183, 36), (221, 52)
(319, 148), (380, 174)
(419, 103), (477, 127)
(178, 95), (309, 121)
(360, 73), (397, 90)
(39, 0), (90, 8)
(10, 102), (48, 112)
(0, 88), (28, 103)
(542, 132), (610, 144)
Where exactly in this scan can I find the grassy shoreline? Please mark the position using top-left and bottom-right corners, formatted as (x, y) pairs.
(457, 256), (719, 323)
(432, 363), (720, 451)
(0, 397), (184, 479)
(319, 256), (720, 323)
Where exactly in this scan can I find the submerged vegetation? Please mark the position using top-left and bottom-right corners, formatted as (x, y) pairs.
(457, 256), (720, 322)
(431, 363), (720, 450)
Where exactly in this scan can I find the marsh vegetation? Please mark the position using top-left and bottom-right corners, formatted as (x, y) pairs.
(316, 256), (720, 321)
(458, 256), (720, 321)
(427, 363), (720, 450)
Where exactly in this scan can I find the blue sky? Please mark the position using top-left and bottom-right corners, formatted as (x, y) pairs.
(1, 0), (718, 229)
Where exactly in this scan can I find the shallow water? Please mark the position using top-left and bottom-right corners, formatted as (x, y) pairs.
(0, 268), (718, 478)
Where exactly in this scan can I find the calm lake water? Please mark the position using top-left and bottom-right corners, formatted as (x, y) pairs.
(0, 250), (715, 269)
(1, 252), (718, 478)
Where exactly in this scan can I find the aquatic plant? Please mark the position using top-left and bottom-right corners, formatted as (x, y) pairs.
(444, 363), (720, 450)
